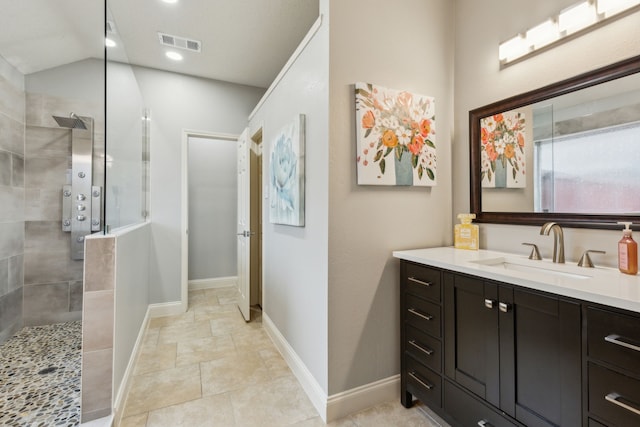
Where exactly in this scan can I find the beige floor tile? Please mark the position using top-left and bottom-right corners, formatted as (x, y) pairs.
(204, 287), (238, 298)
(148, 311), (194, 329)
(118, 412), (148, 427)
(192, 304), (237, 321)
(146, 394), (235, 427)
(141, 328), (160, 349)
(259, 347), (291, 379)
(157, 319), (212, 344)
(201, 351), (271, 395)
(208, 311), (249, 335)
(123, 364), (202, 417)
(346, 400), (438, 426)
(176, 334), (236, 366)
(134, 343), (177, 375)
(290, 416), (357, 427)
(231, 326), (275, 352)
(230, 374), (318, 427)
(218, 295), (238, 305)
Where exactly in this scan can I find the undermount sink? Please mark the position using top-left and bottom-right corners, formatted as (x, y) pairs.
(469, 257), (593, 280)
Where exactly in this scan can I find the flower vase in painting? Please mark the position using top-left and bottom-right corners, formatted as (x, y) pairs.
(355, 83), (436, 186)
(480, 111), (526, 188)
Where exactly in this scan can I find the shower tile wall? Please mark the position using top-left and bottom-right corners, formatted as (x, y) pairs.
(23, 92), (104, 326)
(0, 65), (25, 344)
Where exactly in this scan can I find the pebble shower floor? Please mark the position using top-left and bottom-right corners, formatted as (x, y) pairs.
(0, 321), (81, 426)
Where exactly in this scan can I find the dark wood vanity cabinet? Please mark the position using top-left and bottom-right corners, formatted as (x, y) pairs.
(400, 261), (585, 427)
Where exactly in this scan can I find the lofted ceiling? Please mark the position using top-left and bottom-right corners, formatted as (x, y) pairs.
(0, 0), (319, 89)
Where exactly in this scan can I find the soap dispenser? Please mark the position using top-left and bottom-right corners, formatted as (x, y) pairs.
(617, 222), (638, 275)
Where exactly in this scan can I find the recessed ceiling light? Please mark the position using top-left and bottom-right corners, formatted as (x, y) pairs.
(161, 0), (178, 3)
(105, 38), (116, 48)
(166, 51), (183, 61)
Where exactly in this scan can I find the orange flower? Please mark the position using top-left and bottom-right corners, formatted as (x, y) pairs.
(397, 91), (413, 107)
(517, 133), (524, 147)
(362, 110), (375, 129)
(493, 113), (504, 122)
(504, 144), (515, 159)
(419, 119), (431, 137)
(408, 134), (424, 155)
(382, 129), (398, 148)
(485, 144), (498, 161)
(481, 127), (490, 144)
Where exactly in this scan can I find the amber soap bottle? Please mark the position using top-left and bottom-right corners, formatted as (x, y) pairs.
(617, 222), (638, 275)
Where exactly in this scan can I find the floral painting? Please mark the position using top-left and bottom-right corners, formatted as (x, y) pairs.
(269, 114), (305, 226)
(481, 110), (526, 188)
(355, 82), (436, 186)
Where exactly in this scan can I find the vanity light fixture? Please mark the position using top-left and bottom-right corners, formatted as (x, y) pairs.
(499, 0), (640, 66)
(165, 51), (183, 61)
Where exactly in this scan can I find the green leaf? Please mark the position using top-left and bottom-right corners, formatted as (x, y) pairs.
(412, 154), (419, 168)
(426, 168), (435, 180)
(395, 145), (403, 160)
(487, 169), (492, 181)
(374, 150), (383, 162)
(364, 128), (372, 139)
(377, 140), (383, 150)
(367, 83), (373, 92)
(512, 168), (517, 180)
(418, 166), (423, 180)
(379, 158), (386, 174)
(425, 139), (436, 149)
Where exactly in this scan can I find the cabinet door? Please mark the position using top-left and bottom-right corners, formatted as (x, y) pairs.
(501, 289), (582, 427)
(444, 273), (500, 407)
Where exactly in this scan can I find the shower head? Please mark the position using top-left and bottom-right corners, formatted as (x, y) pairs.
(52, 113), (87, 130)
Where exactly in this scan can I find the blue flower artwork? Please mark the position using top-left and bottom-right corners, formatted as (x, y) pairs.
(269, 114), (305, 226)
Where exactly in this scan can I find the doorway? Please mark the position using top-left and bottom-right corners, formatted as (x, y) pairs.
(250, 127), (263, 308)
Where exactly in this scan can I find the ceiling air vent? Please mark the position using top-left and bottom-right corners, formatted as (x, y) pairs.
(158, 32), (202, 53)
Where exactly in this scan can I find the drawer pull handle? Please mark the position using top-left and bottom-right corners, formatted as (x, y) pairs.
(605, 393), (640, 416)
(484, 299), (496, 309)
(408, 308), (433, 321)
(499, 302), (511, 313)
(409, 371), (433, 390)
(477, 421), (494, 427)
(409, 340), (434, 356)
(408, 277), (432, 287)
(605, 334), (640, 353)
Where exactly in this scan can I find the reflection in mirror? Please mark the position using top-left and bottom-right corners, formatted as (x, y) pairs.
(471, 55), (640, 228)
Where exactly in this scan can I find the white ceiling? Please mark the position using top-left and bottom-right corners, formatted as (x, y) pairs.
(0, 0), (319, 89)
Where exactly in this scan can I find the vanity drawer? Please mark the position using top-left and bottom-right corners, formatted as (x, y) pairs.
(444, 380), (519, 427)
(588, 362), (640, 426)
(404, 263), (441, 303)
(587, 307), (640, 374)
(405, 324), (441, 373)
(405, 354), (442, 409)
(405, 294), (441, 338)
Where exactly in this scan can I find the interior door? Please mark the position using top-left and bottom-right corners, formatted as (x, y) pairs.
(236, 128), (251, 321)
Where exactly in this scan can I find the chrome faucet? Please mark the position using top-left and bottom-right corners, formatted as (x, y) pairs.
(540, 222), (565, 263)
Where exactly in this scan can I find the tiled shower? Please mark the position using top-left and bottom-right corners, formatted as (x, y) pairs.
(0, 62), (104, 340)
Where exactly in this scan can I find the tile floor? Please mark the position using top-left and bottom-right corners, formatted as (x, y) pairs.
(0, 321), (82, 426)
(118, 287), (447, 427)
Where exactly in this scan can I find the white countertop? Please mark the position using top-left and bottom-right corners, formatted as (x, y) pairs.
(393, 247), (640, 313)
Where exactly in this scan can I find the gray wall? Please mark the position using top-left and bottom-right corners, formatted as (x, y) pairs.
(248, 15), (330, 393)
(453, 0), (640, 266)
(327, 0), (454, 395)
(188, 136), (237, 281)
(23, 58), (104, 326)
(130, 65), (264, 304)
(0, 55), (25, 343)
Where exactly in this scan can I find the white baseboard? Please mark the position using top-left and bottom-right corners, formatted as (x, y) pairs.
(148, 301), (184, 318)
(188, 276), (237, 291)
(112, 307), (151, 427)
(262, 313), (328, 421)
(326, 375), (400, 422)
(262, 313), (400, 423)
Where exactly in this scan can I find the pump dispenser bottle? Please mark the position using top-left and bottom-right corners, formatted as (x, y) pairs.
(617, 222), (638, 275)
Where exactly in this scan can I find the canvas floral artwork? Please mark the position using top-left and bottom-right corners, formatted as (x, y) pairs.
(270, 114), (305, 226)
(355, 83), (436, 186)
(481, 110), (526, 188)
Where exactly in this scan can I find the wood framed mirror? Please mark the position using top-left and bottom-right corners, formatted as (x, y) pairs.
(470, 55), (640, 229)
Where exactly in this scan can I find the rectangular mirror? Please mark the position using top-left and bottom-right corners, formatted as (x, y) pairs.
(470, 55), (640, 228)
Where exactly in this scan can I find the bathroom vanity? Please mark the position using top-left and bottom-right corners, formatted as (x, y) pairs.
(394, 247), (640, 427)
